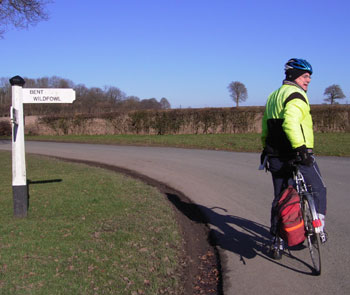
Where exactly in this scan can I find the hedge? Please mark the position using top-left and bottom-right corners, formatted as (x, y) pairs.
(2, 105), (349, 136)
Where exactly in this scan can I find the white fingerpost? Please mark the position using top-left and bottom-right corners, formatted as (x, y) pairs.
(9, 75), (76, 218)
(9, 75), (28, 217)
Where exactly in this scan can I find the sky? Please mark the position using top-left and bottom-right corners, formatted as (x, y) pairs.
(1, 0), (349, 108)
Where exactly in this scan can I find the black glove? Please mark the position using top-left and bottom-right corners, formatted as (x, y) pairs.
(293, 145), (313, 166)
(259, 149), (268, 171)
(260, 150), (267, 166)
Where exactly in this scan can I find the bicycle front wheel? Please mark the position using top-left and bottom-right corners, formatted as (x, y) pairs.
(302, 198), (321, 275)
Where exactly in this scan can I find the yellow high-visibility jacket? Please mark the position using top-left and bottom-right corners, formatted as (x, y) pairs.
(261, 81), (314, 155)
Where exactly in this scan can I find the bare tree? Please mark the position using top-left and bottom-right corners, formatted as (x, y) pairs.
(160, 97), (171, 109)
(0, 77), (11, 115)
(0, 0), (51, 38)
(122, 96), (140, 111)
(104, 86), (126, 103)
(140, 98), (162, 110)
(49, 76), (74, 88)
(228, 81), (248, 107)
(324, 84), (346, 104)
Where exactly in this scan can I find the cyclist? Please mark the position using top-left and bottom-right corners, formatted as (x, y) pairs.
(261, 58), (327, 256)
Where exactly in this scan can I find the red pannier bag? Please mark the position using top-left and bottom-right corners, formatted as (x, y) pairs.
(277, 185), (306, 246)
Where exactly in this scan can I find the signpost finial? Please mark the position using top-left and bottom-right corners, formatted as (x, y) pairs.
(9, 76), (25, 87)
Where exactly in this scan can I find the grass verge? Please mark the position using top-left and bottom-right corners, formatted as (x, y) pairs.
(20, 132), (350, 156)
(0, 151), (183, 295)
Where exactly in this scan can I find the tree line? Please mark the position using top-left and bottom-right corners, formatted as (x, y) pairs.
(0, 76), (171, 117)
(227, 81), (346, 107)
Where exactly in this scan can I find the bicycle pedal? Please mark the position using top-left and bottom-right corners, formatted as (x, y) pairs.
(272, 249), (283, 260)
(319, 231), (328, 244)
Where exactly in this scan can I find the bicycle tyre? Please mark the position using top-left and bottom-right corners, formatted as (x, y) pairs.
(302, 197), (321, 275)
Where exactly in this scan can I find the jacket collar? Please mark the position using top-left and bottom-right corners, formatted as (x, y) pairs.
(282, 80), (307, 93)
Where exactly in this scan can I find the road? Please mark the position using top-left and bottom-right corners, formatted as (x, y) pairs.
(1, 141), (349, 294)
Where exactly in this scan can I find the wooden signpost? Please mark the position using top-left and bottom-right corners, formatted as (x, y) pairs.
(9, 75), (76, 217)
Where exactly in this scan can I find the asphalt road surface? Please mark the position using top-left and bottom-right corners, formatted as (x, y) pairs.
(1, 141), (349, 295)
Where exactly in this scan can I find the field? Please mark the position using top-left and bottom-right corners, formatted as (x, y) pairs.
(0, 151), (185, 294)
(22, 132), (350, 157)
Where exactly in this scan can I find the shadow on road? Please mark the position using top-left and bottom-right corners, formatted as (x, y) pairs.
(166, 193), (316, 275)
(166, 193), (270, 261)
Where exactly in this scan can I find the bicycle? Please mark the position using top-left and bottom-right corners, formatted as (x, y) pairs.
(293, 163), (322, 275)
(270, 162), (322, 275)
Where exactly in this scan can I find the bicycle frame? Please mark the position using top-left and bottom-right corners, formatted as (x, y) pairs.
(293, 167), (322, 233)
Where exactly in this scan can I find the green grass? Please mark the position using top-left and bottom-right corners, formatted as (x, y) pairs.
(21, 133), (263, 152)
(313, 132), (350, 156)
(0, 151), (183, 294)
(20, 132), (350, 156)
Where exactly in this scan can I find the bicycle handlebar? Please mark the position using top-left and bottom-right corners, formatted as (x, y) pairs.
(266, 149), (313, 166)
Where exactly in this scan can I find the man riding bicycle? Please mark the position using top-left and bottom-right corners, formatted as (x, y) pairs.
(261, 58), (328, 257)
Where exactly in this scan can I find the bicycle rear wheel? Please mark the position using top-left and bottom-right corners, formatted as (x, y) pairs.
(302, 198), (321, 275)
